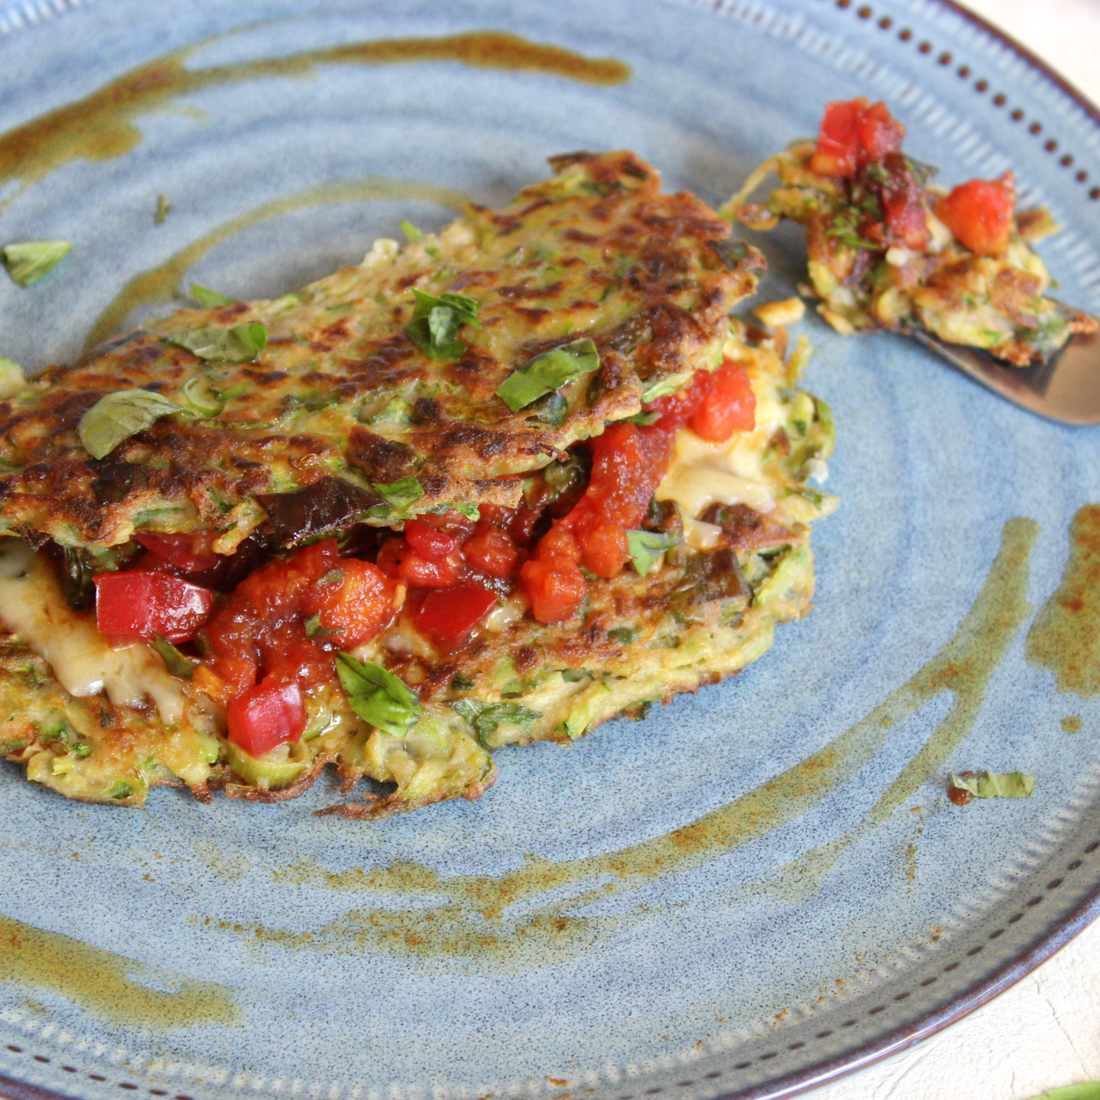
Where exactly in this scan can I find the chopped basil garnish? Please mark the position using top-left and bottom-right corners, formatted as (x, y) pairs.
(399, 220), (423, 241)
(450, 672), (476, 692)
(448, 699), (542, 743)
(2, 240), (71, 287)
(495, 338), (600, 412)
(371, 476), (424, 512)
(190, 283), (238, 308)
(948, 771), (1035, 800)
(304, 613), (341, 639)
(154, 194), (171, 225)
(639, 375), (684, 404)
(627, 529), (680, 576)
(336, 654), (422, 736)
(78, 389), (183, 460)
(164, 322), (267, 362)
(151, 634), (196, 678)
(403, 290), (481, 360)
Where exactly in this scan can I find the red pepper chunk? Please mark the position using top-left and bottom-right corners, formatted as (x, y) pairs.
(415, 582), (498, 644)
(226, 675), (306, 757)
(94, 570), (215, 643)
(376, 536), (463, 587)
(810, 98), (905, 178)
(134, 531), (220, 573)
(810, 99), (864, 177)
(403, 518), (458, 562)
(935, 174), (1016, 257)
(463, 520), (521, 578)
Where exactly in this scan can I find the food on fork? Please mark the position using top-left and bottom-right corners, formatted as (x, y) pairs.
(724, 97), (1098, 365)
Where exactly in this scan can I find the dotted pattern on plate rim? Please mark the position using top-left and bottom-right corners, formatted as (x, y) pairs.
(1, 0), (1099, 1097)
(827, 0), (1100, 199)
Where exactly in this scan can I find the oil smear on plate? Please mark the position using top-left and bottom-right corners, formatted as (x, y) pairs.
(0, 29), (629, 213)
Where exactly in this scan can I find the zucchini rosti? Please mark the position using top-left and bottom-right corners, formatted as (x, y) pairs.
(724, 98), (1097, 365)
(0, 154), (836, 817)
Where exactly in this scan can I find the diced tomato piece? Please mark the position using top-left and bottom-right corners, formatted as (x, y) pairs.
(376, 536), (463, 587)
(810, 99), (865, 177)
(94, 570), (215, 643)
(403, 518), (458, 562)
(309, 558), (398, 648)
(811, 98), (907, 177)
(935, 173), (1016, 257)
(463, 521), (521, 578)
(857, 101), (905, 162)
(226, 675), (306, 757)
(576, 519), (629, 578)
(134, 531), (220, 573)
(644, 369), (711, 431)
(519, 555), (587, 624)
(689, 360), (756, 441)
(416, 509), (477, 540)
(414, 582), (498, 643)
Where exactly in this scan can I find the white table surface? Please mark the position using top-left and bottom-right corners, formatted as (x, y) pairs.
(812, 1), (1100, 1098)
(1, 4), (1098, 1100)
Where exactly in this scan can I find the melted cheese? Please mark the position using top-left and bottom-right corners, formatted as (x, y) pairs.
(0, 540), (188, 722)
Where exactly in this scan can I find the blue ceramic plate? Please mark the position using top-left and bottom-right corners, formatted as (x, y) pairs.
(2, 2), (1100, 1098)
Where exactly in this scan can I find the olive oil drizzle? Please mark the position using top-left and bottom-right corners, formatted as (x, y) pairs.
(84, 177), (470, 351)
(0, 31), (629, 212)
(1026, 503), (1100, 697)
(0, 913), (240, 1029)
(257, 519), (1038, 964)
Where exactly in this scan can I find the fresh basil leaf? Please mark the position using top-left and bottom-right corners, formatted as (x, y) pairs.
(452, 502), (481, 521)
(529, 390), (569, 427)
(627, 529), (680, 576)
(495, 338), (600, 412)
(190, 283), (238, 308)
(411, 289), (480, 326)
(403, 290), (481, 360)
(336, 654), (422, 736)
(2, 240), (71, 287)
(78, 389), (182, 460)
(151, 634), (196, 679)
(948, 771), (1035, 800)
(371, 476), (424, 512)
(448, 699), (542, 743)
(399, 219), (423, 241)
(154, 194), (171, 225)
(164, 322), (267, 363)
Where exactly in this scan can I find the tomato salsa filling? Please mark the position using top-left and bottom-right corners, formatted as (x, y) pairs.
(86, 356), (758, 760)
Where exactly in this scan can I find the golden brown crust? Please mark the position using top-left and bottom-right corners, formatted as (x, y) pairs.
(0, 152), (761, 548)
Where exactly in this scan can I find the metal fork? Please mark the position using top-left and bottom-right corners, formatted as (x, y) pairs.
(911, 324), (1100, 426)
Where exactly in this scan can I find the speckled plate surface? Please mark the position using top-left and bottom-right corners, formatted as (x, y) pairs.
(2, 2), (1100, 1099)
